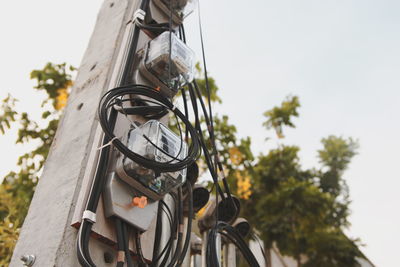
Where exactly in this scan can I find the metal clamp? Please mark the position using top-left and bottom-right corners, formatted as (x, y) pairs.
(133, 9), (146, 22)
(82, 210), (96, 223)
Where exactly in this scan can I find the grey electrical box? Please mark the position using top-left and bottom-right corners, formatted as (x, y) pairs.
(103, 172), (158, 232)
(137, 31), (195, 97)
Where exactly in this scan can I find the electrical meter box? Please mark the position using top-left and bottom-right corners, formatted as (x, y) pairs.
(103, 172), (159, 231)
(153, 0), (197, 24)
(140, 31), (195, 92)
(116, 120), (188, 200)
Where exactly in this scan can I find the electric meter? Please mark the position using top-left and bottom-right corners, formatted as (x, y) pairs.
(153, 0), (197, 22)
(144, 31), (195, 89)
(116, 120), (187, 200)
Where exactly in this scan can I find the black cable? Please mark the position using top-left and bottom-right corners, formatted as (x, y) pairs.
(98, 85), (200, 174)
(250, 232), (268, 265)
(121, 0), (150, 85)
(135, 20), (171, 35)
(150, 201), (175, 266)
(135, 231), (147, 266)
(77, 108), (118, 267)
(183, 25), (238, 213)
(176, 182), (193, 266)
(180, 87), (189, 140)
(206, 222), (260, 267)
(151, 202), (163, 262)
(166, 188), (183, 267)
(159, 193), (179, 267)
(187, 83), (225, 199)
(121, 222), (134, 267)
(115, 218), (125, 267)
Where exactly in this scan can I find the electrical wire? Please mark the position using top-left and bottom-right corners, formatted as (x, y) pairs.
(186, 83), (225, 199)
(150, 200), (176, 267)
(98, 85), (200, 174)
(115, 218), (125, 267)
(121, 222), (134, 267)
(135, 231), (147, 267)
(166, 188), (183, 267)
(206, 222), (260, 267)
(176, 182), (193, 266)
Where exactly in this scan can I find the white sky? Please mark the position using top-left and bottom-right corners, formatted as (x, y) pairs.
(1, 1), (399, 266)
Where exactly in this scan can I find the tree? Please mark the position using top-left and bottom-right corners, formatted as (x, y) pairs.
(191, 75), (362, 265)
(240, 96), (361, 266)
(0, 63), (74, 265)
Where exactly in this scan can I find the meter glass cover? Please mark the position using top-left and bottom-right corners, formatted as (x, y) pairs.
(145, 31), (195, 88)
(122, 120), (187, 196)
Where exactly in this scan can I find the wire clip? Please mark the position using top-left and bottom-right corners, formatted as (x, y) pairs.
(82, 210), (97, 224)
(133, 9), (146, 22)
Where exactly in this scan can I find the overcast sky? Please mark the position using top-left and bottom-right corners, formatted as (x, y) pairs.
(1, 1), (399, 266)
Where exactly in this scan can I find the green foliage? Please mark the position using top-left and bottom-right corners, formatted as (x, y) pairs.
(304, 231), (361, 267)
(0, 62), (74, 266)
(263, 95), (300, 138)
(257, 178), (334, 254)
(254, 146), (312, 194)
(240, 96), (360, 266)
(0, 185), (22, 264)
(30, 62), (75, 108)
(318, 136), (359, 196)
(0, 95), (18, 134)
(189, 67), (362, 265)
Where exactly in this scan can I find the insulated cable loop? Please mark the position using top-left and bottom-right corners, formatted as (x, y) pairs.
(98, 84), (201, 173)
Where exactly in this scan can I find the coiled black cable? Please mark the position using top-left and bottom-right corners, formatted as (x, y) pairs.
(98, 84), (200, 173)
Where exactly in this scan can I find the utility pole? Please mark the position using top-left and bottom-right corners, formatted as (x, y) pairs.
(9, 1), (262, 267)
(10, 1), (140, 266)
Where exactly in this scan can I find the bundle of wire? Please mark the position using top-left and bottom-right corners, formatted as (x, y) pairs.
(177, 10), (262, 266)
(98, 84), (201, 173)
(147, 182), (193, 267)
(206, 222), (260, 267)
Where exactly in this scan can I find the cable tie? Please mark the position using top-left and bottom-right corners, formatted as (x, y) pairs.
(97, 136), (119, 150)
(133, 9), (146, 22)
(82, 210), (96, 223)
(171, 104), (177, 111)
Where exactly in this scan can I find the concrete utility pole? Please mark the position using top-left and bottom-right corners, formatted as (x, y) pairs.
(9, 1), (260, 267)
(10, 1), (141, 266)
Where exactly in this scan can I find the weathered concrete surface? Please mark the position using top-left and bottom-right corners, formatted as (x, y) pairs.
(9, 1), (134, 266)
